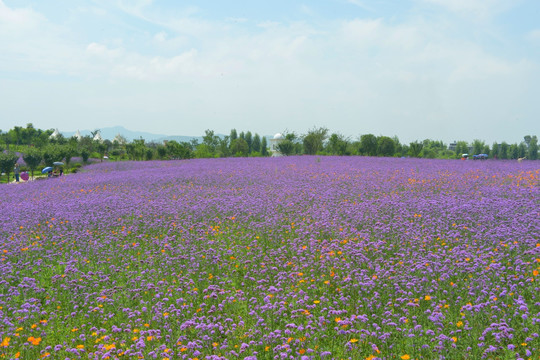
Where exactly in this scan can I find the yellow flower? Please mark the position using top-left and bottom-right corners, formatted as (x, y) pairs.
(456, 321), (463, 327)
(401, 355), (410, 360)
(424, 295), (431, 301)
(349, 338), (359, 343)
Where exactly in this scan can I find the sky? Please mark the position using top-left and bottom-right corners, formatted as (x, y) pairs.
(1, 0), (539, 144)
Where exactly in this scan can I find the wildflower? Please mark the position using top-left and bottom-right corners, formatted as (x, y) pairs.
(401, 355), (410, 360)
(350, 338), (359, 343)
(28, 336), (42, 345)
(424, 295), (431, 301)
(0, 337), (10, 347)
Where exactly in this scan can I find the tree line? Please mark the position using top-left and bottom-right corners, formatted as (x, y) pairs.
(0, 124), (538, 182)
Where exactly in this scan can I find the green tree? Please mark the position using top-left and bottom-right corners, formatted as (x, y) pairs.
(408, 141), (423, 157)
(245, 131), (253, 153)
(230, 138), (249, 156)
(42, 145), (63, 166)
(528, 136), (538, 160)
(12, 126), (23, 146)
(1, 131), (12, 151)
(0, 152), (19, 183)
(157, 145), (167, 159)
(303, 127), (329, 155)
(261, 136), (268, 156)
(23, 148), (43, 179)
(472, 139), (485, 155)
(166, 141), (193, 159)
(217, 136), (231, 158)
(509, 144), (519, 159)
(202, 130), (220, 154)
(194, 144), (214, 158)
(377, 136), (396, 157)
(80, 148), (90, 164)
(145, 148), (154, 160)
(491, 142), (499, 159)
(359, 134), (378, 156)
(498, 142), (509, 159)
(252, 134), (261, 153)
(517, 142), (527, 159)
(60, 145), (77, 168)
(230, 129), (238, 142)
(326, 133), (349, 155)
(277, 139), (295, 156)
(455, 141), (469, 158)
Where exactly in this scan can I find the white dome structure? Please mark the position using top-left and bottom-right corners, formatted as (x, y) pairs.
(270, 133), (285, 157)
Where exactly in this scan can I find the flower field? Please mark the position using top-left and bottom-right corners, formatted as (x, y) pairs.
(1, 156), (539, 360)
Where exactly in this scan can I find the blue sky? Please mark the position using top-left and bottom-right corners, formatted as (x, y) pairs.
(1, 0), (539, 144)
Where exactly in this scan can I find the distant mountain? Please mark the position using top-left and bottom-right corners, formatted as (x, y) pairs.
(62, 126), (202, 143)
(62, 126), (272, 145)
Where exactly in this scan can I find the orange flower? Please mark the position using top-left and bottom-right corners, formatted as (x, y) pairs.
(28, 336), (42, 345)
(0, 337), (10, 347)
(401, 355), (410, 360)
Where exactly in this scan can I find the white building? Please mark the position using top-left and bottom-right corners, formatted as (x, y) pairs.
(93, 130), (103, 143)
(49, 128), (61, 140)
(269, 133), (284, 157)
(114, 134), (127, 145)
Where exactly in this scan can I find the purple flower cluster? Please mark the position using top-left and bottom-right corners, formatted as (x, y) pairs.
(0, 156), (538, 359)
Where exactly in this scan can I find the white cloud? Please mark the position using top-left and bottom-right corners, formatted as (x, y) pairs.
(527, 29), (540, 42)
(419, 0), (517, 18)
(0, 0), (537, 143)
(346, 0), (375, 11)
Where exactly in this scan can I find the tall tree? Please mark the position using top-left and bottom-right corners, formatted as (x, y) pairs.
(528, 136), (538, 160)
(517, 142), (527, 158)
(252, 134), (261, 153)
(230, 129), (238, 142)
(0, 152), (19, 183)
(230, 138), (249, 156)
(509, 144), (519, 159)
(491, 142), (499, 159)
(455, 141), (469, 158)
(245, 131), (253, 153)
(22, 148), (42, 179)
(498, 142), (509, 159)
(277, 139), (295, 156)
(326, 133), (349, 155)
(359, 134), (378, 156)
(303, 127), (329, 155)
(409, 141), (423, 158)
(377, 136), (396, 157)
(202, 129), (220, 154)
(472, 139), (485, 155)
(261, 136), (268, 156)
